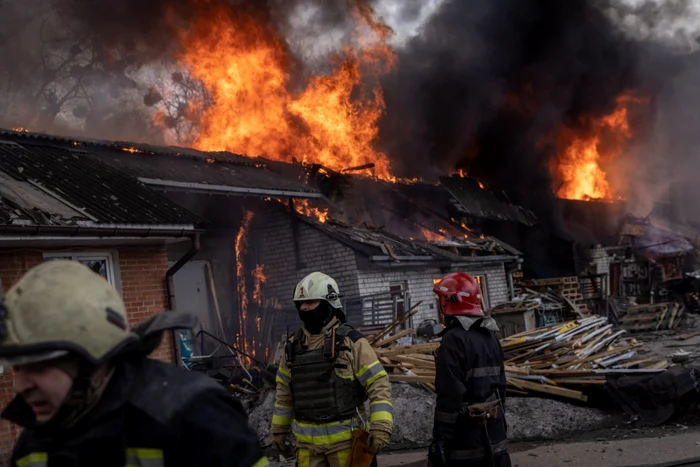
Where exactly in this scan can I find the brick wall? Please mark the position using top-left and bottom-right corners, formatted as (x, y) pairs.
(358, 262), (512, 325)
(0, 245), (172, 463)
(256, 205), (361, 307)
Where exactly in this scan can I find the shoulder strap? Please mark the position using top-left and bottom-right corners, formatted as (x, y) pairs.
(286, 328), (306, 364)
(336, 323), (364, 343)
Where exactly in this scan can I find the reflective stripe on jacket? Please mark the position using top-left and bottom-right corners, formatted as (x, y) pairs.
(271, 318), (393, 450)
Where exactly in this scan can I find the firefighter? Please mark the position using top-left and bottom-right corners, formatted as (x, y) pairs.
(0, 260), (267, 467)
(428, 272), (511, 467)
(271, 272), (393, 467)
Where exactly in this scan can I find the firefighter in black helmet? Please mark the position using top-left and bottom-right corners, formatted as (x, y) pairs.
(0, 260), (267, 467)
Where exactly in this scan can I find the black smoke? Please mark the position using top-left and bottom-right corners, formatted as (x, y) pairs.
(377, 0), (683, 216)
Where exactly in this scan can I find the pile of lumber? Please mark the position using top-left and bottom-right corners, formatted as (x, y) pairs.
(502, 316), (668, 401)
(618, 302), (684, 332)
(375, 315), (670, 402)
(516, 276), (589, 316)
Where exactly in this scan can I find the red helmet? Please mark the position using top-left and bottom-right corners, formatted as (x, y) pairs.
(433, 272), (484, 316)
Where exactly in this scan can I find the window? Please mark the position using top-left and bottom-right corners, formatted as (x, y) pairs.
(43, 252), (119, 289)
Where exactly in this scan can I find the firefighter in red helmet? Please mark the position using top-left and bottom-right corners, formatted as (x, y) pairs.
(428, 272), (511, 467)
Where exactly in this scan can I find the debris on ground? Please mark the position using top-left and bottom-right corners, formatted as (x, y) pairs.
(374, 314), (670, 402)
(246, 384), (613, 451)
(618, 303), (684, 332)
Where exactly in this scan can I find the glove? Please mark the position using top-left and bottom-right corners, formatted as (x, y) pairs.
(272, 433), (292, 458)
(428, 438), (447, 467)
(368, 429), (391, 455)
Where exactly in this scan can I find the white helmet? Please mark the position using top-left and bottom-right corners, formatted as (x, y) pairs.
(293, 272), (343, 309)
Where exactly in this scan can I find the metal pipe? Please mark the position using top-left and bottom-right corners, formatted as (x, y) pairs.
(165, 232), (201, 363)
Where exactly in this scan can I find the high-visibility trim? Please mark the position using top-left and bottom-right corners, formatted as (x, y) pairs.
(298, 448), (311, 467)
(16, 453), (47, 467)
(251, 456), (270, 467)
(292, 418), (360, 445)
(335, 448), (351, 467)
(466, 366), (501, 378)
(125, 447), (164, 467)
(370, 400), (394, 423)
(356, 361), (387, 388)
(434, 409), (459, 424)
(273, 403), (293, 426)
(276, 366), (291, 386)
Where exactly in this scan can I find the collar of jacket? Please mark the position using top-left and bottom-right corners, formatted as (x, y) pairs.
(301, 316), (340, 341)
(455, 315), (500, 332)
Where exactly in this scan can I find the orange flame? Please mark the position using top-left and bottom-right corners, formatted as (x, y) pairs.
(252, 264), (266, 307)
(235, 210), (255, 361)
(12, 127), (29, 133)
(553, 95), (645, 202)
(294, 199), (329, 223)
(172, 1), (397, 179)
(122, 147), (141, 154)
(420, 227), (446, 241)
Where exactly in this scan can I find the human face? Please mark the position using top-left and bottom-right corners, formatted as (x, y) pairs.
(13, 362), (74, 424)
(299, 300), (321, 312)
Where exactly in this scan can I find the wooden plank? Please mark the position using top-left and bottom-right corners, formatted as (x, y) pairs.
(369, 302), (422, 345)
(552, 378), (606, 385)
(376, 343), (440, 357)
(389, 375), (435, 383)
(508, 378), (588, 402)
(676, 329), (700, 341)
(392, 355), (436, 368)
(373, 328), (415, 348)
(205, 262), (226, 337)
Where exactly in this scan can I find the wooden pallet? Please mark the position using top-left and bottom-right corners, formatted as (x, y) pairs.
(619, 303), (680, 332)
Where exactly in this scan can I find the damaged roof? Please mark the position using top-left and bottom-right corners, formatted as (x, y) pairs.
(299, 216), (520, 265)
(621, 217), (695, 256)
(0, 129), (322, 199)
(0, 140), (201, 227)
(440, 175), (537, 226)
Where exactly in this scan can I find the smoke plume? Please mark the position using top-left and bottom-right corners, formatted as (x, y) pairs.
(1, 0), (700, 229)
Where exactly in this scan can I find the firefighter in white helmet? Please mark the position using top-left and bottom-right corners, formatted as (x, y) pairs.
(271, 272), (393, 467)
(0, 260), (266, 467)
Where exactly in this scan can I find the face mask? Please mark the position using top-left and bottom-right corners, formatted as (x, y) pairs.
(297, 301), (333, 334)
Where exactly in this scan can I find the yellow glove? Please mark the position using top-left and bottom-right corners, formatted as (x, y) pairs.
(368, 429), (391, 455)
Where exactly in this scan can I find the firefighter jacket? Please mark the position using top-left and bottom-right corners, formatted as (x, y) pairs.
(3, 356), (267, 467)
(271, 318), (393, 454)
(433, 316), (509, 465)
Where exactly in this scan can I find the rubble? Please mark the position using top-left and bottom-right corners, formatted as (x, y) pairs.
(245, 385), (612, 450)
(375, 315), (670, 403)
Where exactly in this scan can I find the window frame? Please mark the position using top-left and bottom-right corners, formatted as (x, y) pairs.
(42, 251), (122, 294)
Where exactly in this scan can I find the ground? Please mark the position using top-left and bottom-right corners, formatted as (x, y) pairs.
(259, 323), (700, 467)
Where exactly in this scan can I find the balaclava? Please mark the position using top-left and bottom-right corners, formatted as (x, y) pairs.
(296, 300), (334, 335)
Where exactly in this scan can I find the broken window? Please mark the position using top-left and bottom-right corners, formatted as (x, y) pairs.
(43, 251), (119, 289)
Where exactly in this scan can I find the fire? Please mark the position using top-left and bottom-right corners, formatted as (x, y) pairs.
(122, 147), (141, 154)
(294, 199), (329, 223)
(252, 264), (266, 307)
(172, 0), (397, 180)
(420, 227), (446, 242)
(12, 127), (29, 133)
(553, 95), (645, 202)
(235, 210), (255, 360)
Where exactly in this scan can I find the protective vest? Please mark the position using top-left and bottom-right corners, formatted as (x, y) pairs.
(286, 324), (367, 422)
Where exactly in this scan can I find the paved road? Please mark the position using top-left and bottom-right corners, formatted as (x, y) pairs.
(378, 431), (700, 467)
